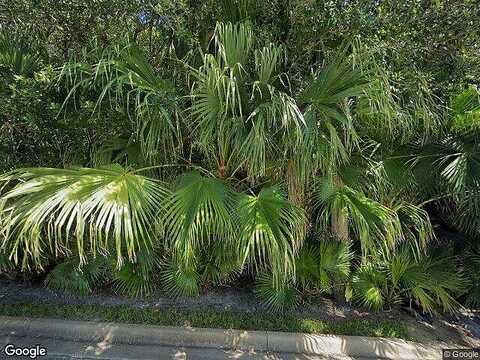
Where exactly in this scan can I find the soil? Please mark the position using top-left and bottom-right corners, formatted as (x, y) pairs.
(0, 278), (478, 348)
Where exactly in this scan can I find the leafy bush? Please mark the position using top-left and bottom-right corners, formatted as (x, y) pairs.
(295, 237), (352, 300)
(255, 272), (297, 312)
(45, 256), (108, 296)
(1, 1), (479, 312)
(352, 247), (464, 313)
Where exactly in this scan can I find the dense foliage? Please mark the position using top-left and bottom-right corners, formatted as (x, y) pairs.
(0, 0), (479, 313)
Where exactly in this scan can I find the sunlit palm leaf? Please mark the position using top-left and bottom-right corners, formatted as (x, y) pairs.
(0, 165), (168, 269)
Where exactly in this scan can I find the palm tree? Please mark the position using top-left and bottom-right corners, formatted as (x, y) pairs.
(352, 245), (464, 313)
(0, 16), (470, 312)
(189, 22), (304, 180)
(297, 42), (433, 261)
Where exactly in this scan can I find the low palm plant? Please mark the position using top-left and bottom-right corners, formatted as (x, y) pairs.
(112, 245), (162, 297)
(255, 272), (297, 312)
(45, 256), (108, 296)
(352, 245), (464, 313)
(161, 257), (201, 298)
(295, 237), (353, 300)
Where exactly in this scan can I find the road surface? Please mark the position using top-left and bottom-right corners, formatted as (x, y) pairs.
(0, 335), (360, 359)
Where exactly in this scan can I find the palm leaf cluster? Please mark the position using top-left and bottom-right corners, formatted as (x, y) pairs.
(352, 246), (464, 313)
(0, 15), (478, 313)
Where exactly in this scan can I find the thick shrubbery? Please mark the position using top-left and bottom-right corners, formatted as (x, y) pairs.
(0, 0), (479, 313)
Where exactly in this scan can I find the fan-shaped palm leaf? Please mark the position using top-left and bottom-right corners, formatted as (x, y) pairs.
(255, 271), (297, 312)
(389, 247), (463, 313)
(450, 86), (480, 131)
(215, 22), (253, 69)
(352, 263), (387, 311)
(45, 255), (109, 296)
(161, 256), (200, 298)
(45, 261), (91, 296)
(238, 185), (306, 286)
(189, 22), (304, 179)
(313, 176), (402, 259)
(162, 172), (238, 266)
(0, 165), (168, 269)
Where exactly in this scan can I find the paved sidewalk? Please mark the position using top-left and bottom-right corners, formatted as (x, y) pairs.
(0, 316), (441, 359)
(0, 335), (357, 360)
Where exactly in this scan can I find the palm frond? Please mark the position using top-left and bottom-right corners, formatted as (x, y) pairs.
(295, 238), (352, 295)
(215, 22), (253, 69)
(450, 86), (480, 132)
(45, 260), (91, 296)
(389, 247), (463, 313)
(352, 263), (387, 311)
(161, 257), (200, 298)
(255, 272), (297, 312)
(200, 241), (242, 285)
(313, 176), (402, 258)
(0, 165), (168, 269)
(58, 42), (180, 163)
(113, 245), (160, 297)
(162, 172), (238, 266)
(238, 185), (306, 286)
(254, 44), (284, 84)
(299, 44), (369, 170)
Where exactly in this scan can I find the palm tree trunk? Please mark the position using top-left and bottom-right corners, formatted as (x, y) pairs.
(331, 176), (348, 304)
(331, 176), (349, 241)
(286, 160), (304, 207)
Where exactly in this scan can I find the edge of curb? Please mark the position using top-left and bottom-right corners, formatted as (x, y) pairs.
(0, 316), (441, 359)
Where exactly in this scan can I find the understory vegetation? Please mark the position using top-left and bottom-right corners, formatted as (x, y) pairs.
(0, 0), (479, 314)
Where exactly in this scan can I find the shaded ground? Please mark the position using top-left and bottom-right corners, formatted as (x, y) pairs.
(1, 278), (478, 348)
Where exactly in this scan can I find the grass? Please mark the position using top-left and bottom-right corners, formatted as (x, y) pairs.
(0, 302), (410, 340)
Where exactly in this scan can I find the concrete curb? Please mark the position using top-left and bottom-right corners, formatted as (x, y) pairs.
(0, 316), (441, 359)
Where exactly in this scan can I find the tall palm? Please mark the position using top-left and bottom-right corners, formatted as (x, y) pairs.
(299, 44), (432, 259)
(189, 22), (304, 180)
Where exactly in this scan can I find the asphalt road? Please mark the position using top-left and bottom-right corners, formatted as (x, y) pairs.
(0, 335), (360, 360)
